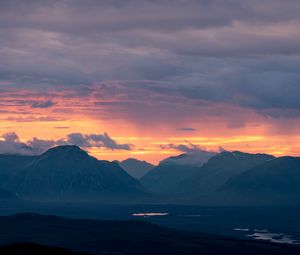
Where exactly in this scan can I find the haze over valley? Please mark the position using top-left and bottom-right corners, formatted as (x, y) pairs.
(1, 0), (300, 254)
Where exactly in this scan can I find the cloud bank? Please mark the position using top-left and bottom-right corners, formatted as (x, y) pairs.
(0, 0), (299, 124)
(0, 0), (300, 160)
(0, 132), (133, 155)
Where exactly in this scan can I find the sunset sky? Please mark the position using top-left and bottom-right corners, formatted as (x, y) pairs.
(1, 0), (300, 164)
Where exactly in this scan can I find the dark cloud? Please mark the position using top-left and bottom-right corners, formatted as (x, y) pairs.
(160, 141), (226, 156)
(87, 133), (133, 150)
(3, 132), (18, 142)
(160, 141), (217, 165)
(5, 116), (65, 122)
(177, 127), (197, 132)
(160, 141), (210, 154)
(0, 132), (133, 155)
(0, 132), (46, 155)
(66, 132), (133, 150)
(0, 0), (300, 124)
(31, 100), (55, 108)
(27, 137), (61, 153)
(66, 133), (90, 147)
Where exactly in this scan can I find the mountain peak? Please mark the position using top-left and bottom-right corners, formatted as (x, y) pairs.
(122, 158), (139, 163)
(160, 151), (216, 167)
(217, 150), (274, 159)
(119, 158), (154, 179)
(40, 145), (90, 160)
(122, 158), (149, 164)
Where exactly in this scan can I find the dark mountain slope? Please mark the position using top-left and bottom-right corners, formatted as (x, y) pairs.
(221, 156), (300, 204)
(0, 187), (18, 201)
(0, 213), (299, 255)
(174, 151), (274, 203)
(0, 154), (36, 180)
(141, 164), (199, 194)
(119, 158), (154, 179)
(0, 243), (91, 255)
(0, 146), (150, 202)
(141, 152), (215, 194)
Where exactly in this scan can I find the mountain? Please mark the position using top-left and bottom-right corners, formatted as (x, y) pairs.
(0, 145), (150, 202)
(0, 187), (18, 201)
(160, 151), (216, 166)
(118, 158), (154, 179)
(221, 156), (300, 205)
(1, 213), (300, 255)
(141, 151), (215, 194)
(174, 151), (275, 203)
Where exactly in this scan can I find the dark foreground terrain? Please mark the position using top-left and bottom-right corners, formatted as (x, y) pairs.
(0, 213), (300, 255)
(0, 243), (90, 255)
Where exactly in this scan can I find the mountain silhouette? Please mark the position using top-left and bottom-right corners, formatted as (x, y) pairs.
(0, 145), (150, 202)
(118, 158), (154, 179)
(221, 156), (300, 205)
(1, 146), (300, 205)
(141, 151), (215, 194)
(174, 151), (275, 201)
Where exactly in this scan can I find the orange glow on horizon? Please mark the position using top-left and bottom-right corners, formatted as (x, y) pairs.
(1, 87), (300, 164)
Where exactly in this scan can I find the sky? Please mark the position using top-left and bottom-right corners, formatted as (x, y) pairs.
(1, 0), (300, 164)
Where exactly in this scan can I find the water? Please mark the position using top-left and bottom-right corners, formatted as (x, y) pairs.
(132, 212), (169, 217)
(129, 207), (300, 245)
(249, 230), (300, 244)
(233, 228), (250, 231)
(1, 202), (300, 245)
(234, 228), (300, 244)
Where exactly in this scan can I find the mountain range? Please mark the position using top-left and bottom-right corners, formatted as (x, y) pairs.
(221, 156), (300, 205)
(141, 151), (215, 194)
(118, 158), (154, 179)
(141, 150), (300, 205)
(0, 145), (150, 203)
(0, 145), (300, 205)
(173, 151), (275, 203)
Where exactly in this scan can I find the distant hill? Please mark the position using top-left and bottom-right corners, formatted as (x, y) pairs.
(118, 158), (155, 179)
(174, 151), (275, 203)
(221, 156), (300, 205)
(141, 151), (215, 194)
(0, 213), (299, 255)
(0, 145), (151, 203)
(0, 243), (90, 255)
(159, 151), (216, 166)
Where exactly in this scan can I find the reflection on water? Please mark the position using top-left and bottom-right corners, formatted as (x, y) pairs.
(233, 228), (249, 232)
(132, 212), (210, 218)
(129, 207), (300, 246)
(234, 228), (300, 245)
(132, 212), (169, 217)
(181, 214), (206, 217)
(248, 230), (300, 245)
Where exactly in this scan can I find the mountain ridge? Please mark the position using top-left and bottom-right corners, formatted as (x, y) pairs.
(0, 145), (151, 203)
(172, 151), (275, 203)
(140, 151), (216, 194)
(220, 156), (300, 205)
(118, 158), (155, 179)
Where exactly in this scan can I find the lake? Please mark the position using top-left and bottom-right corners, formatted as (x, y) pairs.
(1, 202), (300, 245)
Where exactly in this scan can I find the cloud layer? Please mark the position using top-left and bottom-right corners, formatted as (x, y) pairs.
(0, 1), (300, 162)
(1, 0), (300, 121)
(0, 132), (133, 155)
